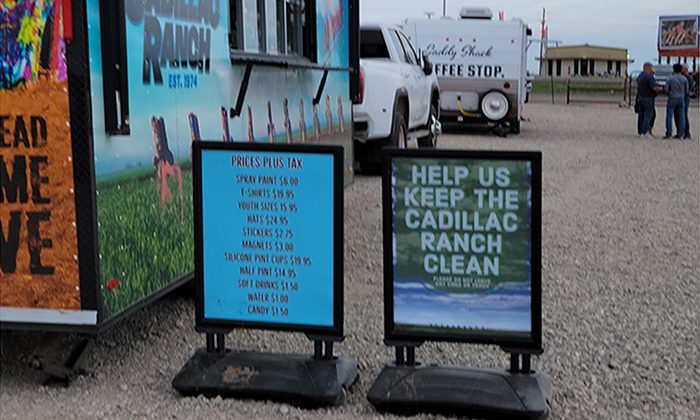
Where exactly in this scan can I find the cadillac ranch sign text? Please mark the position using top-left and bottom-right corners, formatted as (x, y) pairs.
(396, 161), (530, 291)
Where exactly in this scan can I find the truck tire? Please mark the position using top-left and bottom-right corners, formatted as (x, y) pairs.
(418, 103), (439, 148)
(389, 103), (408, 149)
(355, 100), (407, 175)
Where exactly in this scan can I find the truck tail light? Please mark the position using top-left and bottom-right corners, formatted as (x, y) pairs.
(359, 68), (365, 104)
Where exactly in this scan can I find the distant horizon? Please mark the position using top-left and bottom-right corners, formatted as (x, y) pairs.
(360, 0), (700, 73)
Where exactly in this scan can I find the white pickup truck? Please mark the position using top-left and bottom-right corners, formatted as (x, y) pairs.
(353, 24), (441, 172)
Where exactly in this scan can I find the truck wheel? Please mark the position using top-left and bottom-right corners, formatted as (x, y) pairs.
(418, 104), (439, 148)
(389, 105), (408, 149)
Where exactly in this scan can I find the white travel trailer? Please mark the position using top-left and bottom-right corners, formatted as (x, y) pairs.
(403, 7), (531, 133)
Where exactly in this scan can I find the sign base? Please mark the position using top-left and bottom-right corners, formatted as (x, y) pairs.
(367, 363), (552, 419)
(173, 348), (359, 406)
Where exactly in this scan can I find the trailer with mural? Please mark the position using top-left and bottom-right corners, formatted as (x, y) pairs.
(1, 0), (359, 337)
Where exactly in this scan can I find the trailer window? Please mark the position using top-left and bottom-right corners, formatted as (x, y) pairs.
(257, 0), (267, 53)
(285, 0), (303, 55)
(230, 0), (243, 49)
(276, 0), (286, 53)
(360, 29), (390, 59)
(230, 0), (316, 61)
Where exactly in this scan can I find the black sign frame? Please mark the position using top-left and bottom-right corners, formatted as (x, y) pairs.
(193, 141), (345, 338)
(382, 148), (543, 351)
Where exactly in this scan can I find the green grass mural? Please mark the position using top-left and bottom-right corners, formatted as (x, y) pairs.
(96, 163), (194, 318)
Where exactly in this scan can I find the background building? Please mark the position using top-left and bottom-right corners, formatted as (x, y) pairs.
(541, 44), (629, 78)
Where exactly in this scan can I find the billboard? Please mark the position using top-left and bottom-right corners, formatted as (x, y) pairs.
(1, 1), (80, 310)
(383, 150), (542, 349)
(658, 16), (700, 54)
(194, 142), (344, 336)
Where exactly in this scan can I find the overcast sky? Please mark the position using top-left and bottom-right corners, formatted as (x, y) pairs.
(360, 0), (700, 72)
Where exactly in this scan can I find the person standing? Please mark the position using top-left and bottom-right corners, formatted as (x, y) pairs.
(636, 63), (659, 138)
(681, 64), (695, 139)
(664, 63), (689, 139)
(649, 69), (658, 137)
(673, 65), (695, 138)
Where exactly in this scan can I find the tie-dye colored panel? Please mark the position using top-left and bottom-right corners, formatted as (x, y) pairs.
(1, 0), (68, 89)
(0, 0), (80, 310)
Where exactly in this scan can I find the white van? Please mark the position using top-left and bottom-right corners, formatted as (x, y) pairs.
(404, 7), (531, 133)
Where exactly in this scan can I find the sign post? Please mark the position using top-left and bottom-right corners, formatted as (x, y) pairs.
(173, 142), (358, 405)
(368, 149), (551, 418)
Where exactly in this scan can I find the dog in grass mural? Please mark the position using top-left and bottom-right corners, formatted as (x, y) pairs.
(151, 117), (184, 220)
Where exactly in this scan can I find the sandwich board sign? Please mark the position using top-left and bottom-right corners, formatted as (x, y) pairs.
(173, 142), (357, 405)
(368, 149), (551, 419)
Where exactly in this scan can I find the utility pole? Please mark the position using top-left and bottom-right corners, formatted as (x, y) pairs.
(442, 0), (446, 17)
(538, 8), (546, 76)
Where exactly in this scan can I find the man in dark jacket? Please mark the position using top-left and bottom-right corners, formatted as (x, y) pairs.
(636, 63), (659, 138)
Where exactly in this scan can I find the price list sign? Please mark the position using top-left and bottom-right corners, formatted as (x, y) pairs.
(193, 142), (344, 336)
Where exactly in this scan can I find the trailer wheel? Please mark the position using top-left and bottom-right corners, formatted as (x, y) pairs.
(481, 91), (509, 121)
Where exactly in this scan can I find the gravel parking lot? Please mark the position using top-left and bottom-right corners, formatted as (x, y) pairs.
(1, 98), (698, 419)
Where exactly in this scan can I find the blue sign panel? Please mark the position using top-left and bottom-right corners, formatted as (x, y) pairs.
(199, 148), (336, 328)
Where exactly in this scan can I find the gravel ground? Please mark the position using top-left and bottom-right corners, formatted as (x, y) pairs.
(1, 99), (699, 419)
